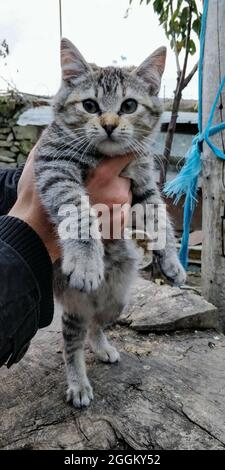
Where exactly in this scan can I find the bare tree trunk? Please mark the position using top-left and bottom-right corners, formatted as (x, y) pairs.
(159, 82), (182, 187)
(201, 0), (225, 329)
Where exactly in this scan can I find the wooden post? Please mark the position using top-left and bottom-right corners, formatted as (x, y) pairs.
(201, 0), (225, 329)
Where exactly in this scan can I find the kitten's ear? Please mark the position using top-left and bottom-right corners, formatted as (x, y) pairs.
(60, 38), (91, 80)
(133, 46), (167, 95)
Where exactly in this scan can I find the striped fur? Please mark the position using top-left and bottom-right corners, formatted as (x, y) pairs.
(34, 39), (186, 408)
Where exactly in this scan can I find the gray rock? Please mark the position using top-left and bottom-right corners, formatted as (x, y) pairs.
(18, 140), (33, 155)
(10, 146), (19, 153)
(12, 125), (39, 142)
(0, 127), (11, 134)
(0, 140), (12, 148)
(17, 153), (27, 165)
(0, 149), (17, 158)
(8, 119), (17, 128)
(6, 132), (14, 142)
(119, 278), (218, 332)
(0, 155), (16, 163)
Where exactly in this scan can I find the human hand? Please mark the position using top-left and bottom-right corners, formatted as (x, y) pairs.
(9, 147), (133, 261)
(86, 154), (133, 239)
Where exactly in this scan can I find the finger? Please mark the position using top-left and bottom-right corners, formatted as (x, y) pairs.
(118, 176), (131, 193)
(98, 153), (134, 177)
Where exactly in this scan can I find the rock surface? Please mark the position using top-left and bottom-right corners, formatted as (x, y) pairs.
(120, 279), (218, 332)
(12, 125), (39, 143)
(0, 279), (224, 450)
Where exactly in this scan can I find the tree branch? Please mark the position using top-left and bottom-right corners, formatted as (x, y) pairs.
(182, 61), (198, 89)
(179, 3), (193, 89)
(169, 0), (181, 75)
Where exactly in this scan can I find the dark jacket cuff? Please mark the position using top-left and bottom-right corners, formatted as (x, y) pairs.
(0, 215), (54, 327)
(0, 166), (24, 215)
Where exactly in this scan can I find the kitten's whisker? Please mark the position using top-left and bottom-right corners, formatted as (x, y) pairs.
(80, 140), (95, 162)
(49, 141), (87, 163)
(65, 139), (90, 162)
(129, 138), (148, 157)
(61, 139), (91, 170)
(126, 141), (142, 161)
(49, 136), (88, 162)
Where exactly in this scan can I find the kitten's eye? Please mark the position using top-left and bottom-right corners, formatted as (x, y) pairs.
(120, 99), (138, 114)
(83, 99), (99, 114)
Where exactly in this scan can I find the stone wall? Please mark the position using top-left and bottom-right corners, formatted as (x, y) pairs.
(0, 93), (47, 169)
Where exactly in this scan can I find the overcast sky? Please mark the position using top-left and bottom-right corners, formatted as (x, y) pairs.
(0, 0), (200, 98)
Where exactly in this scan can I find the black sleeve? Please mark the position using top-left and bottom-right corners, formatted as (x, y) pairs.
(0, 215), (54, 368)
(0, 167), (24, 215)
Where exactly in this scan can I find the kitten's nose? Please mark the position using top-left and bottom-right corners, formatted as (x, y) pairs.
(102, 124), (117, 137)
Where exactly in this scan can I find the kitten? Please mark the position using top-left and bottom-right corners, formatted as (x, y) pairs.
(35, 38), (186, 408)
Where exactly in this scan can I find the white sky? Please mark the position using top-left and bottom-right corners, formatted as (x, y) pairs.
(0, 0), (200, 98)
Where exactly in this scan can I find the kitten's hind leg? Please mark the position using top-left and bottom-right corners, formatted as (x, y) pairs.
(88, 325), (120, 364)
(62, 311), (93, 408)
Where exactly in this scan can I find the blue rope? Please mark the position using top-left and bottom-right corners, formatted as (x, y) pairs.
(164, 0), (225, 269)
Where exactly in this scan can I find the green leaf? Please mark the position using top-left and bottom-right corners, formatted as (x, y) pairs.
(190, 0), (198, 15)
(171, 7), (179, 23)
(171, 20), (180, 33)
(180, 6), (189, 26)
(159, 5), (169, 26)
(192, 17), (201, 37)
(136, 0), (200, 59)
(153, 0), (164, 15)
(188, 39), (196, 55)
(176, 39), (185, 53)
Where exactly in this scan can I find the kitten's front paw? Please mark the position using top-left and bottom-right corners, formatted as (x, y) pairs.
(159, 253), (186, 286)
(67, 381), (94, 408)
(62, 251), (104, 292)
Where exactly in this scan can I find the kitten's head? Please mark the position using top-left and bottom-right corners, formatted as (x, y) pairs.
(54, 38), (166, 156)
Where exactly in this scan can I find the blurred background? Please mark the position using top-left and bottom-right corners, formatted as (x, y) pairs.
(0, 0), (200, 98)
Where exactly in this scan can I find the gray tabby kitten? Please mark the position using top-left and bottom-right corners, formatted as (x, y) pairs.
(35, 38), (186, 408)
